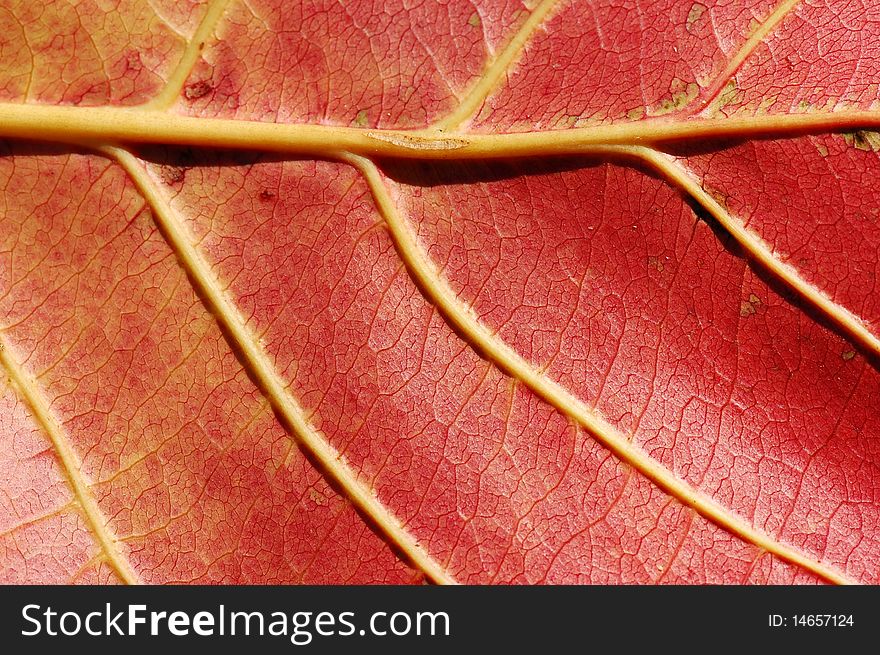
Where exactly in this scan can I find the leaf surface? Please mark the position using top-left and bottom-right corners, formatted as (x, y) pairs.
(1, 0), (878, 584)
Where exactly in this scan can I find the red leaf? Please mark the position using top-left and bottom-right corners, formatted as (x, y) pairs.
(1, 0), (878, 584)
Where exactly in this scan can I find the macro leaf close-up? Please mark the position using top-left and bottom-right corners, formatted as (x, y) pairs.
(1, 0), (879, 586)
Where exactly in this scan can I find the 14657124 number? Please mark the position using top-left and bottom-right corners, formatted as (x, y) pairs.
(769, 614), (854, 628)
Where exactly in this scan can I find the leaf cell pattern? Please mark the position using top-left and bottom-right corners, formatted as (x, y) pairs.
(1, 0), (879, 585)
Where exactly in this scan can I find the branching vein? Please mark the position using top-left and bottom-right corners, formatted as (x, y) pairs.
(107, 147), (456, 586)
(433, 0), (562, 130)
(141, 0), (233, 110)
(628, 147), (880, 360)
(0, 334), (139, 584)
(343, 151), (855, 587)
(691, 0), (803, 116)
(0, 0), (874, 585)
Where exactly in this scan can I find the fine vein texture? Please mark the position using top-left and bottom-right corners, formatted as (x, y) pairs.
(110, 146), (454, 585)
(690, 0), (802, 115)
(630, 147), (880, 359)
(345, 151), (850, 585)
(141, 0), (233, 111)
(433, 0), (563, 130)
(0, 333), (139, 584)
(2, 0), (879, 585)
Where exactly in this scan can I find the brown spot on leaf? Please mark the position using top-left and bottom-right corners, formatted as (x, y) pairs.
(649, 78), (699, 115)
(842, 350), (856, 361)
(843, 130), (880, 152)
(740, 294), (761, 317)
(709, 190), (729, 211)
(259, 189), (275, 201)
(185, 80), (213, 101)
(160, 165), (186, 185)
(714, 79), (740, 111)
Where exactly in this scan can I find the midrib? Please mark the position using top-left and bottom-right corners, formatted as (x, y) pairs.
(1, 101), (880, 158)
(0, 0), (865, 585)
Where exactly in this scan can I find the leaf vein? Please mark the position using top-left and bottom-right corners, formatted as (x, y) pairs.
(343, 151), (855, 586)
(0, 333), (140, 584)
(107, 146), (456, 585)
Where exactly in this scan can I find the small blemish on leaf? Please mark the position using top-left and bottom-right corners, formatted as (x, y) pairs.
(648, 256), (664, 272)
(843, 130), (880, 152)
(308, 488), (329, 506)
(354, 109), (370, 127)
(707, 187), (729, 211)
(740, 294), (761, 317)
(160, 165), (186, 185)
(814, 142), (829, 157)
(627, 107), (645, 121)
(468, 12), (481, 28)
(648, 78), (698, 116)
(714, 80), (740, 111)
(259, 189), (275, 201)
(758, 94), (779, 112)
(842, 350), (856, 361)
(124, 51), (143, 73)
(686, 3), (707, 32)
(366, 131), (468, 151)
(185, 80), (213, 100)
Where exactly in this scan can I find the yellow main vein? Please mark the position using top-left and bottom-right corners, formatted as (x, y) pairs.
(0, 334), (140, 584)
(433, 0), (562, 130)
(3, 102), (880, 158)
(141, 0), (233, 110)
(343, 151), (855, 586)
(695, 0), (802, 115)
(630, 147), (880, 360)
(108, 147), (455, 586)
